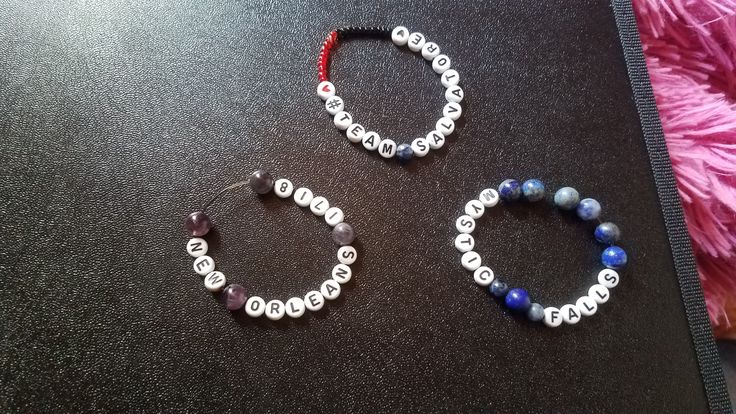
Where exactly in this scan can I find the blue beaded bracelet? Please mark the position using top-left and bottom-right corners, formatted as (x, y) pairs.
(454, 179), (628, 327)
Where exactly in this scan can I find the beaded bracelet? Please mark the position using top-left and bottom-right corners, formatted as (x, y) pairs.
(316, 26), (464, 163)
(184, 170), (357, 321)
(454, 179), (628, 328)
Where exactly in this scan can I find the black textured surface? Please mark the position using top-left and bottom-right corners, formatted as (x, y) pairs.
(0, 0), (718, 412)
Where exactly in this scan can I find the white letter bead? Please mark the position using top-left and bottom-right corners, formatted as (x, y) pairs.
(193, 256), (215, 276)
(187, 238), (208, 258)
(325, 207), (344, 227)
(443, 102), (462, 121)
(304, 290), (325, 311)
(317, 80), (335, 100)
(346, 123), (365, 143)
(309, 196), (330, 216)
(576, 296), (598, 317)
(285, 297), (306, 318)
(245, 296), (266, 317)
(333, 111), (353, 130)
(331, 264), (352, 284)
(321, 279), (341, 300)
(362, 131), (381, 151)
(378, 138), (397, 158)
(407, 32), (426, 52)
(337, 246), (357, 265)
(446, 85), (464, 103)
(274, 178), (294, 198)
(293, 187), (314, 207)
(432, 54), (451, 74)
(561, 304), (582, 325)
(391, 26), (409, 46)
(441, 69), (460, 88)
(464, 200), (485, 219)
(544, 307), (563, 327)
(473, 266), (495, 287)
(588, 284), (610, 304)
(479, 188), (500, 207)
(426, 130), (445, 150)
(325, 96), (344, 116)
(436, 117), (455, 136)
(265, 300), (285, 321)
(461, 251), (481, 271)
(455, 215), (476, 234)
(597, 269), (620, 288)
(411, 138), (430, 157)
(204, 271), (226, 292)
(421, 42), (441, 60)
(454, 234), (475, 252)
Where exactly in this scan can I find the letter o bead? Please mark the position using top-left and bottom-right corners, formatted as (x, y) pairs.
(245, 296), (266, 317)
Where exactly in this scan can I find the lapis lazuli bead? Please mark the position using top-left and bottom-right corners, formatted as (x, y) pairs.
(595, 222), (621, 244)
(490, 279), (509, 297)
(554, 187), (580, 210)
(396, 143), (413, 163)
(505, 288), (531, 311)
(601, 246), (627, 269)
(577, 198), (601, 221)
(498, 179), (521, 201)
(521, 179), (545, 202)
(527, 303), (545, 322)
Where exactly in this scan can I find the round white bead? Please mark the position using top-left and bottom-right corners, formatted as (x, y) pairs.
(441, 69), (460, 88)
(304, 290), (325, 312)
(461, 251), (481, 271)
(285, 297), (306, 318)
(193, 255), (214, 276)
(325, 207), (344, 227)
(561, 304), (582, 325)
(334, 111), (353, 130)
(588, 284), (611, 304)
(436, 117), (455, 136)
(378, 138), (397, 158)
(455, 215), (476, 234)
(325, 96), (344, 116)
(464, 200), (485, 219)
(445, 85), (464, 103)
(204, 271), (226, 292)
(426, 130), (445, 150)
(479, 188), (500, 207)
(362, 131), (381, 151)
(337, 246), (357, 265)
(274, 178), (294, 198)
(407, 32), (426, 52)
(411, 138), (430, 157)
(576, 296), (598, 317)
(391, 26), (409, 46)
(432, 54), (451, 74)
(317, 80), (335, 100)
(473, 266), (495, 287)
(454, 234), (475, 252)
(544, 307), (563, 327)
(186, 238), (208, 258)
(421, 42), (441, 60)
(265, 299), (285, 321)
(346, 123), (365, 143)
(309, 196), (330, 216)
(331, 264), (352, 284)
(321, 279), (341, 300)
(597, 269), (620, 289)
(293, 187), (314, 207)
(443, 102), (462, 121)
(245, 296), (266, 317)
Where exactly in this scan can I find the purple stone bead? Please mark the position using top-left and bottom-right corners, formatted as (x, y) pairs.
(222, 284), (247, 310)
(332, 222), (355, 246)
(249, 170), (274, 194)
(185, 211), (212, 236)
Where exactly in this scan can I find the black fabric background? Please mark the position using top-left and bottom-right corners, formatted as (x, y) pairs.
(0, 0), (716, 412)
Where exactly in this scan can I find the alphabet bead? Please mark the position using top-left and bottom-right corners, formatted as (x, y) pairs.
(334, 111), (353, 130)
(441, 69), (460, 88)
(455, 234), (475, 252)
(421, 42), (441, 60)
(411, 138), (430, 157)
(461, 251), (481, 271)
(432, 54), (451, 74)
(544, 307), (563, 327)
(445, 85), (464, 103)
(325, 96), (345, 116)
(331, 264), (352, 284)
(321, 279), (341, 300)
(325, 207), (344, 227)
(265, 299), (285, 321)
(285, 297), (306, 318)
(597, 269), (620, 288)
(293, 187), (314, 207)
(455, 215), (476, 234)
(479, 188), (500, 207)
(274, 178), (294, 198)
(443, 102), (462, 121)
(337, 246), (357, 265)
(407, 32), (426, 52)
(310, 196), (330, 216)
(346, 123), (366, 143)
(245, 296), (266, 317)
(589, 284), (610, 304)
(187, 238), (208, 257)
(427, 130), (445, 150)
(204, 271), (226, 292)
(576, 296), (598, 316)
(391, 26), (409, 46)
(436, 117), (455, 136)
(193, 256), (215, 276)
(473, 266), (495, 286)
(561, 304), (582, 325)
(362, 131), (381, 151)
(378, 139), (397, 158)
(317, 81), (335, 100)
(304, 291), (325, 312)
(464, 200), (485, 219)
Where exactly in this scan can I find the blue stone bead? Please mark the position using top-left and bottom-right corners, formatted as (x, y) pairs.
(576, 198), (601, 221)
(489, 279), (509, 297)
(505, 288), (531, 311)
(498, 179), (521, 201)
(595, 222), (621, 244)
(554, 187), (580, 210)
(527, 303), (545, 322)
(396, 143), (413, 163)
(521, 179), (545, 202)
(601, 246), (628, 269)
